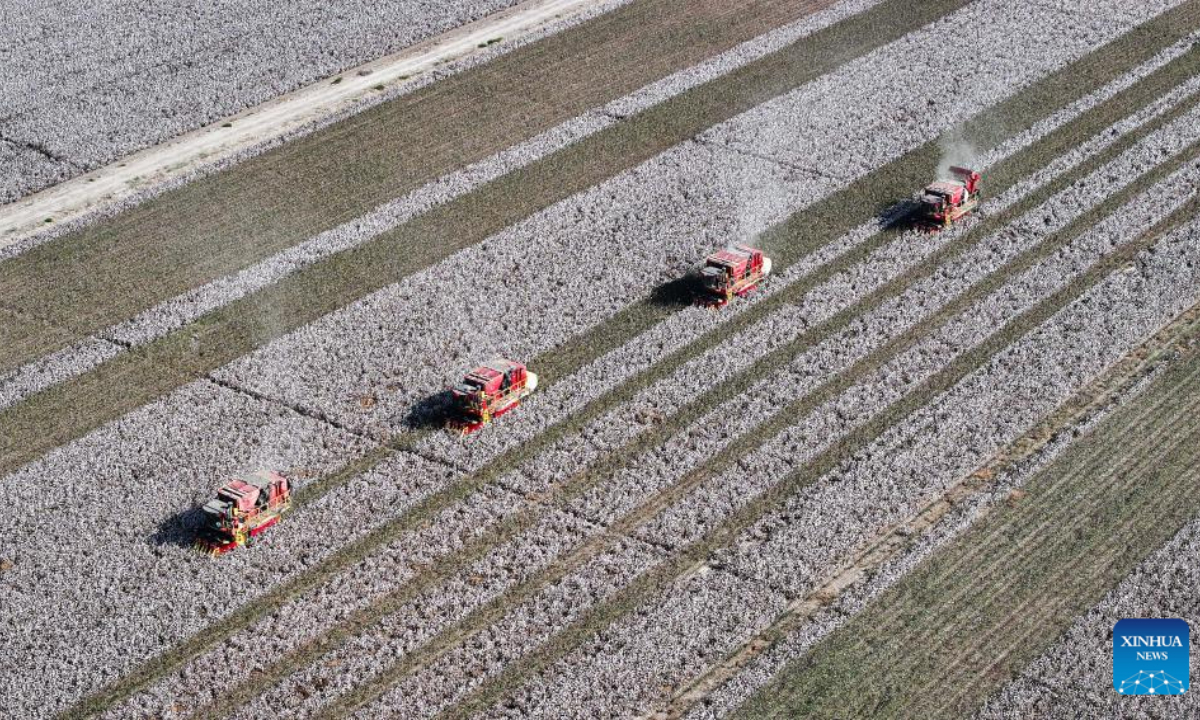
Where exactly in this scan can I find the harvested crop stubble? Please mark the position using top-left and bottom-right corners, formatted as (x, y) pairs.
(0, 0), (535, 202)
(0, 0), (854, 376)
(711, 162), (1200, 597)
(106, 0), (879, 350)
(0, 380), (380, 716)
(10, 0), (1195, 499)
(688, 303), (1200, 719)
(219, 0), (1143, 450)
(0, 0), (885, 418)
(373, 567), (784, 719)
(114, 22), (1200, 720)
(976, 516), (1200, 719)
(178, 63), (1200, 719)
(731, 290), (1200, 719)
(486, 199), (1200, 720)
(246, 520), (665, 717)
(413, 25), (1200, 480)
(63, 8), (1200, 717)
(637, 108), (1200, 553)
(328, 73), (1200, 720)
(562, 96), (1200, 541)
(213, 141), (838, 439)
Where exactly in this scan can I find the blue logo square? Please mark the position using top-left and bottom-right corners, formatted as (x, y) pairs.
(1113, 618), (1190, 695)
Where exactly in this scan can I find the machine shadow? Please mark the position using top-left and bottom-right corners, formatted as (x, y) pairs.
(403, 389), (457, 431)
(152, 505), (208, 549)
(648, 274), (702, 309)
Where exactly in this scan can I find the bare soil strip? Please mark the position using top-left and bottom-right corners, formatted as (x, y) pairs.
(0, 0), (965, 482)
(0, 0), (606, 246)
(660, 300), (1200, 719)
(423, 131), (1200, 720)
(179, 27), (1200, 720)
(0, 0), (842, 376)
(731, 323), (1200, 719)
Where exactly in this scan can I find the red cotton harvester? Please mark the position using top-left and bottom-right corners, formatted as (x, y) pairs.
(449, 358), (538, 434)
(700, 244), (773, 307)
(918, 166), (980, 230)
(194, 470), (291, 556)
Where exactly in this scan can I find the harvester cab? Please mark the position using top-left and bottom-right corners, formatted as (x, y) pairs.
(700, 244), (772, 307)
(919, 166), (980, 230)
(194, 470), (291, 556)
(449, 358), (538, 434)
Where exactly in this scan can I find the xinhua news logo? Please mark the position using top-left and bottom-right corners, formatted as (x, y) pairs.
(1113, 618), (1190, 696)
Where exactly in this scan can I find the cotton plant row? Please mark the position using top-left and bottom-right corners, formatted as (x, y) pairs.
(376, 565), (776, 719)
(706, 161), (1200, 596)
(93, 45), (1197, 717)
(0, 336), (122, 412)
(0, 0), (530, 203)
(683, 387), (1115, 720)
(697, 0), (1180, 181)
(0, 0), (635, 265)
(78, 115), (835, 720)
(413, 23), (1200, 475)
(0, 138), (78, 204)
(101, 477), (531, 718)
(977, 516), (1200, 720)
(213, 140), (839, 440)
(251, 516), (664, 717)
(106, 0), (883, 347)
(240, 0), (1138, 446)
(2, 1), (1190, 715)
(0, 380), (377, 717)
(499, 188), (1200, 715)
(482, 203), (1200, 720)
(259, 98), (1200, 720)
(0, 0), (879, 412)
(101, 174), (932, 718)
(536, 91), (1200, 534)
(636, 111), (1200, 555)
(693, 220), (1200, 719)
(0, 0), (1169, 425)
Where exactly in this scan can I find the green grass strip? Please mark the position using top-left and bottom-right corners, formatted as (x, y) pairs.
(5, 0), (972, 485)
(734, 340), (1200, 719)
(0, 0), (844, 373)
(63, 8), (1200, 718)
(318, 63), (1200, 720)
